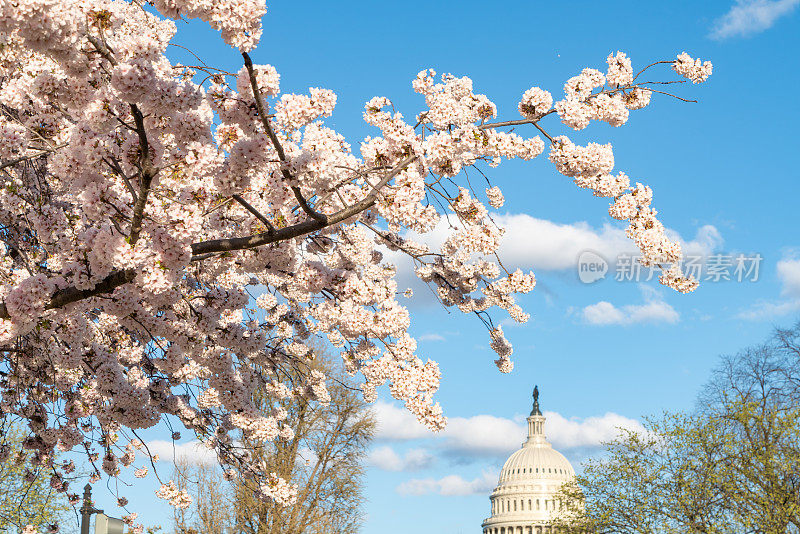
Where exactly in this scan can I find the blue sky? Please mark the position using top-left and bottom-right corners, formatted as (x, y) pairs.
(77, 1), (800, 533)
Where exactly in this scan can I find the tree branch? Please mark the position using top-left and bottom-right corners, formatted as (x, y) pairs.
(0, 144), (67, 171)
(191, 155), (416, 256)
(0, 269), (136, 319)
(86, 33), (118, 67)
(241, 52), (327, 224)
(126, 104), (156, 246)
(0, 156), (417, 318)
(232, 194), (275, 234)
(87, 33), (155, 246)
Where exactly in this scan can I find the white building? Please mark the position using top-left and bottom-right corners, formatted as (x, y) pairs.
(481, 387), (575, 534)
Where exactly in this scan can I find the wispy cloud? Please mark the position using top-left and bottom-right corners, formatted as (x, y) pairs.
(371, 402), (643, 458)
(372, 401), (433, 441)
(778, 256), (800, 298)
(145, 440), (217, 465)
(738, 252), (800, 320)
(368, 446), (435, 472)
(710, 0), (799, 39)
(396, 470), (497, 496)
(418, 333), (446, 342)
(738, 299), (800, 320)
(582, 287), (680, 326)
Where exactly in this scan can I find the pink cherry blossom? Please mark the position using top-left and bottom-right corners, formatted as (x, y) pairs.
(0, 0), (711, 514)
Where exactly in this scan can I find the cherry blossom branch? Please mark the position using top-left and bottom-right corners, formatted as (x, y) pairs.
(86, 33), (156, 246)
(642, 87), (698, 103)
(191, 155), (417, 256)
(360, 222), (438, 261)
(241, 52), (327, 224)
(532, 122), (555, 143)
(0, 156), (417, 316)
(0, 269), (136, 319)
(0, 144), (67, 171)
(477, 118), (542, 129)
(477, 116), (557, 141)
(126, 104), (156, 246)
(632, 60), (676, 82)
(102, 156), (138, 203)
(232, 193), (276, 234)
(128, 104), (158, 246)
(86, 33), (118, 67)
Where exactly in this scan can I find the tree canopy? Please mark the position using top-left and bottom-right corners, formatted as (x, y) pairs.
(0, 424), (71, 534)
(173, 352), (375, 534)
(0, 0), (712, 528)
(553, 323), (800, 533)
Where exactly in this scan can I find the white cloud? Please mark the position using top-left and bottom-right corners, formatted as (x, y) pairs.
(368, 446), (435, 471)
(386, 215), (721, 296)
(710, 0), (799, 39)
(397, 470), (498, 496)
(372, 401), (433, 441)
(543, 411), (645, 449)
(401, 214), (721, 272)
(738, 252), (800, 320)
(145, 440), (217, 465)
(444, 414), (527, 456)
(492, 214), (632, 271)
(582, 288), (680, 326)
(778, 256), (800, 298)
(441, 410), (643, 456)
(582, 301), (626, 325)
(674, 225), (725, 259)
(418, 333), (446, 342)
(372, 402), (643, 458)
(737, 299), (800, 320)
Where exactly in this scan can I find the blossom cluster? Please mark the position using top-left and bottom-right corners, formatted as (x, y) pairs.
(259, 472), (299, 505)
(548, 50), (713, 133)
(673, 52), (714, 84)
(0, 0), (712, 527)
(155, 481), (193, 509)
(150, 0), (267, 51)
(0, 117), (28, 159)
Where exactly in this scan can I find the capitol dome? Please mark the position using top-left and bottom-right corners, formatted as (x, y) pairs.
(482, 387), (575, 534)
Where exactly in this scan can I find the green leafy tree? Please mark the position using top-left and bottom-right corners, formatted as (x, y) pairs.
(0, 424), (71, 534)
(553, 324), (800, 534)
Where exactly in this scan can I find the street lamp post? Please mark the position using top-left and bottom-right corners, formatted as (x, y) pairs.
(80, 484), (128, 534)
(80, 484), (103, 534)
